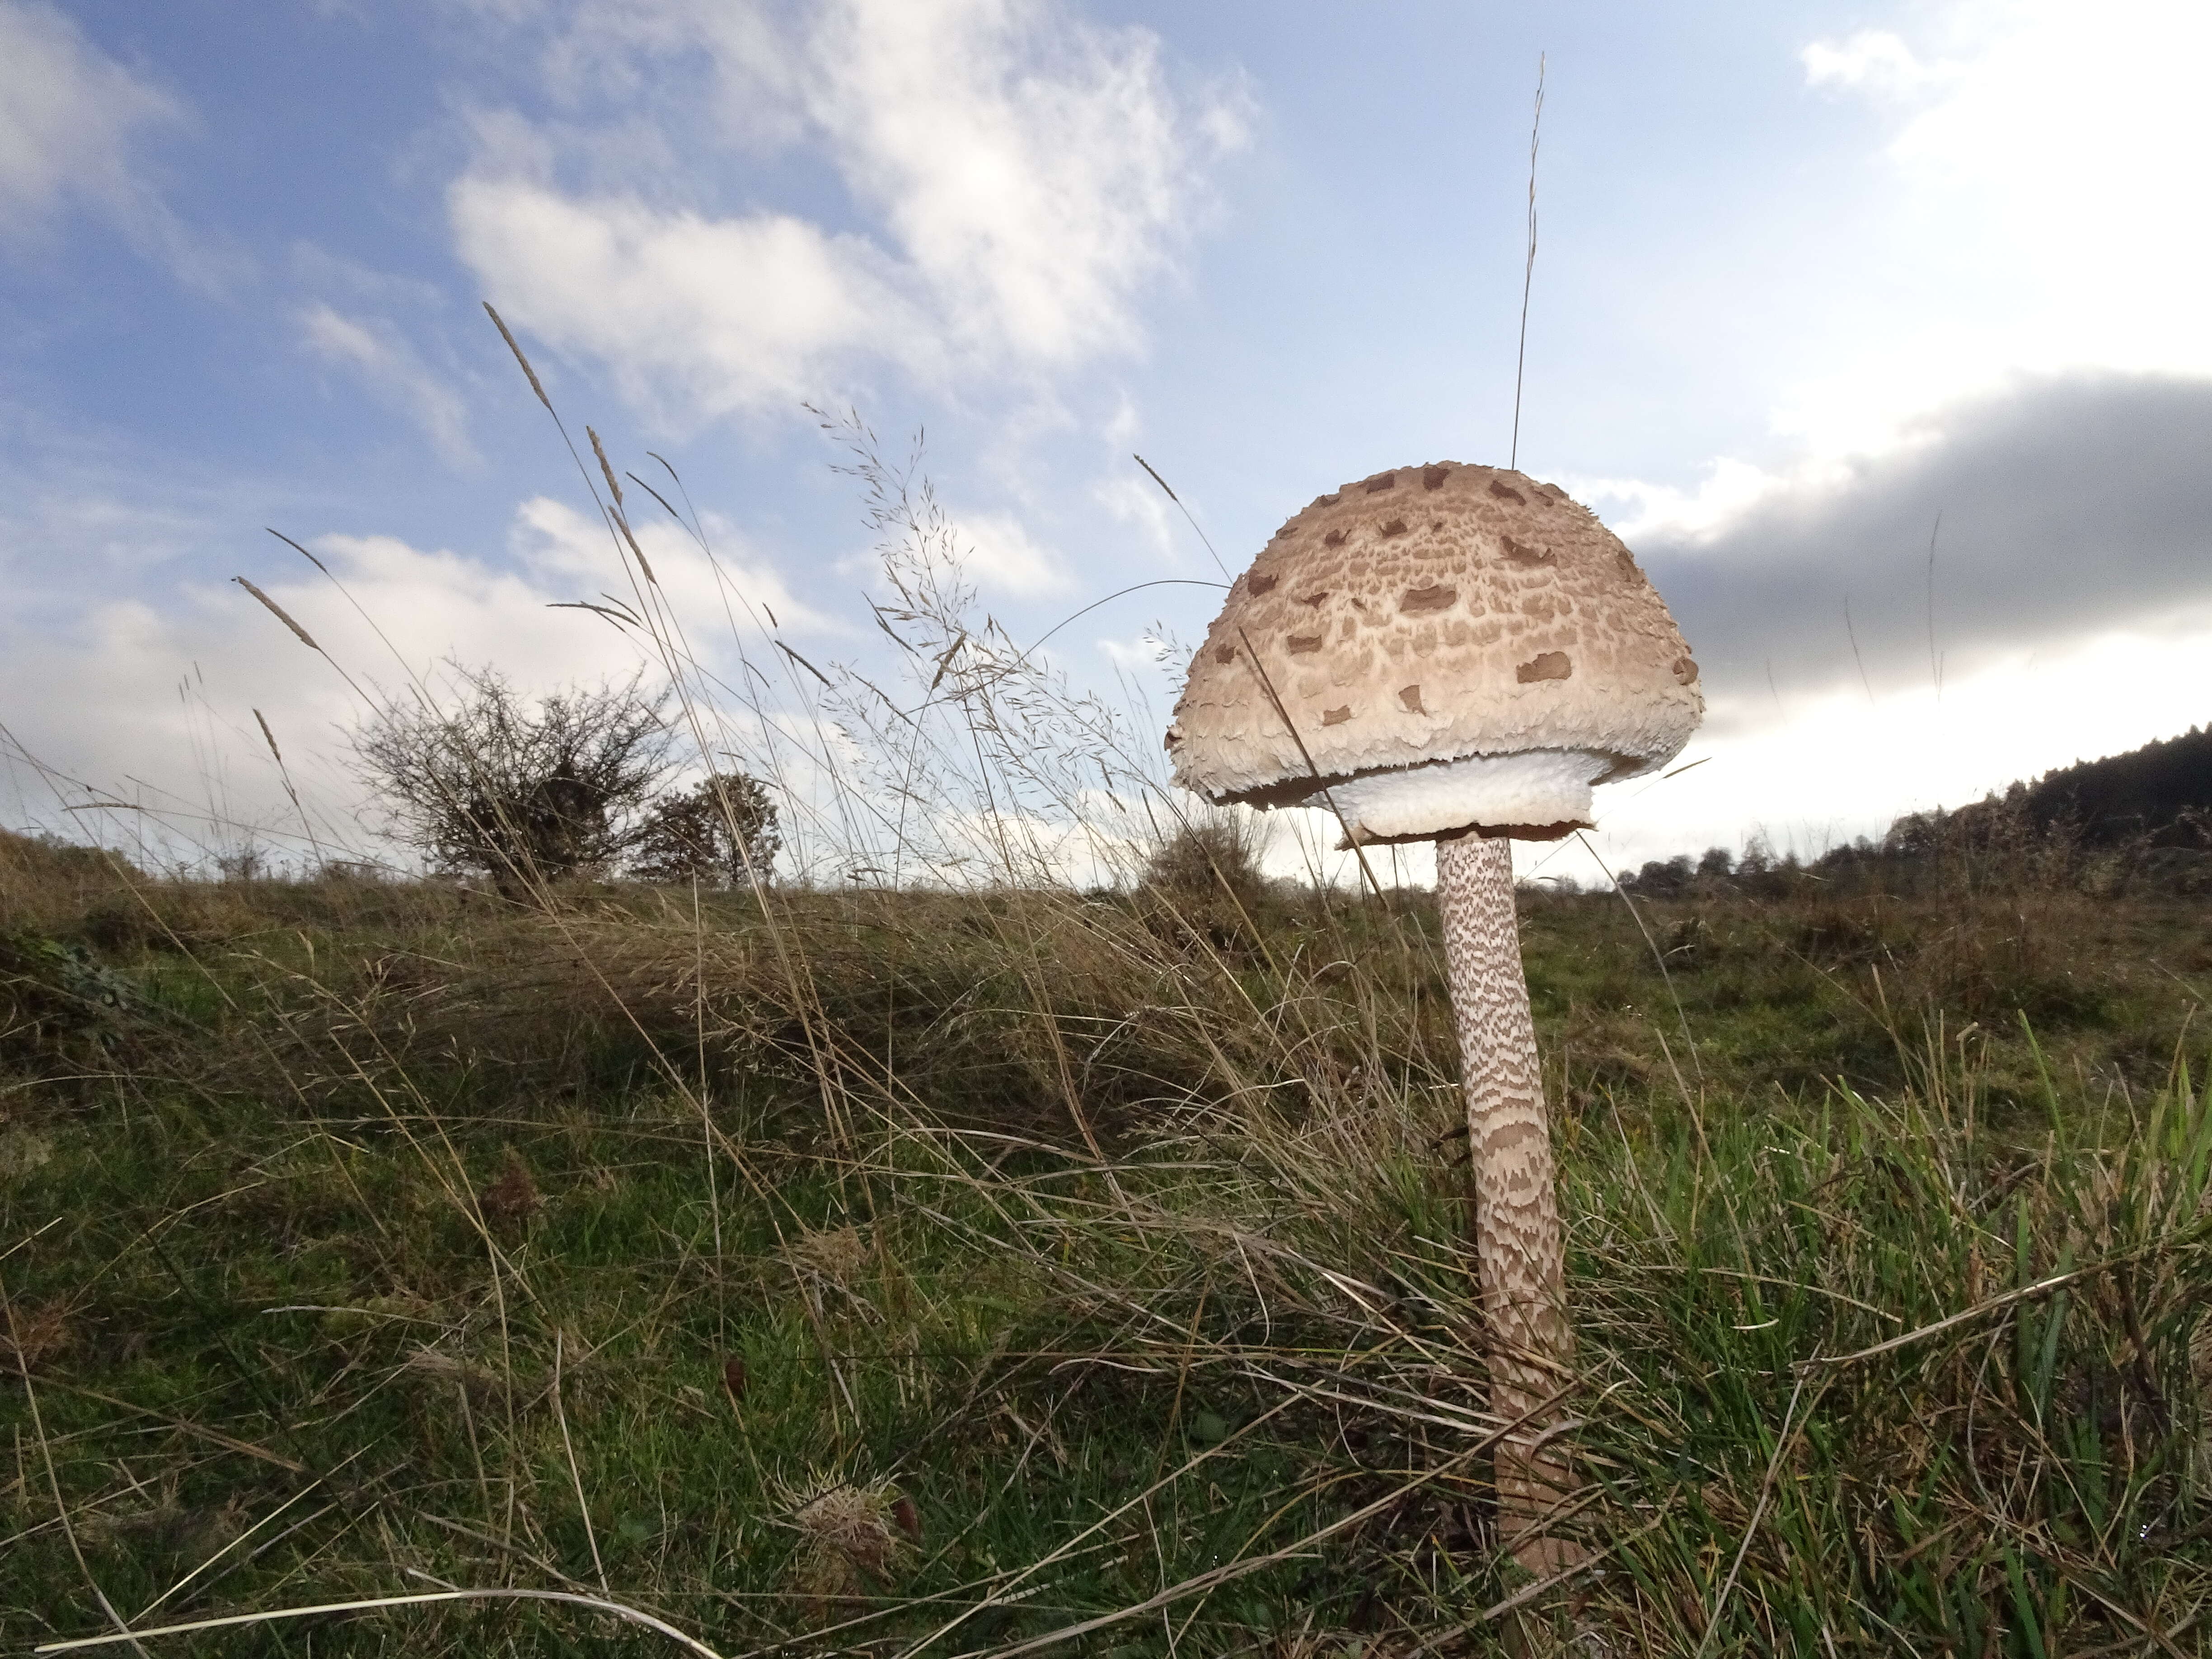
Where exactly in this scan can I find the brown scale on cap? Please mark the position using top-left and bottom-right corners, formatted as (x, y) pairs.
(1400, 583), (1457, 614)
(1164, 461), (1702, 808)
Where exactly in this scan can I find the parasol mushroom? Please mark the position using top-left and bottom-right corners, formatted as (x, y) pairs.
(1164, 461), (1702, 1572)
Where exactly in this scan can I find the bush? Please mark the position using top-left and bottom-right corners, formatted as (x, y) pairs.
(351, 662), (674, 896)
(1143, 808), (1266, 909)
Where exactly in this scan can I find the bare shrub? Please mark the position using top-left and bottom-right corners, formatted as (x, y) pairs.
(350, 661), (674, 897)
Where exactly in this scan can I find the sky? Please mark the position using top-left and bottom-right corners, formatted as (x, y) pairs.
(3, 0), (2208, 885)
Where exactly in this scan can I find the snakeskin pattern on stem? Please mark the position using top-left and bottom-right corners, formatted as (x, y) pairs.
(1435, 829), (1576, 1570)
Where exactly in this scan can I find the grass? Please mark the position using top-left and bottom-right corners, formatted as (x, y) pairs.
(7, 373), (2212, 1653)
(5, 830), (2212, 1656)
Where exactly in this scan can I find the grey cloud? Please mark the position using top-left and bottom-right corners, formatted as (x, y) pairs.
(1637, 371), (2212, 726)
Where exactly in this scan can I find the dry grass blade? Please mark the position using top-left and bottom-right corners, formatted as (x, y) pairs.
(483, 301), (553, 412)
(1129, 453), (1229, 577)
(32, 1588), (728, 1656)
(1510, 51), (1545, 469)
(230, 577), (319, 651)
(2, 1367), (306, 1473)
(1801, 1257), (2156, 1370)
(589, 426), (625, 508)
(966, 1436), (1498, 1659)
(776, 640), (833, 689)
(607, 500), (659, 583)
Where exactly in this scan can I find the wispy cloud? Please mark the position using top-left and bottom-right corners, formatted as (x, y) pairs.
(0, 1), (178, 229)
(298, 304), (482, 469)
(948, 508), (1071, 596)
(447, 0), (1250, 427)
(1800, 30), (1946, 98)
(0, 0), (237, 289)
(509, 493), (837, 637)
(448, 183), (929, 422)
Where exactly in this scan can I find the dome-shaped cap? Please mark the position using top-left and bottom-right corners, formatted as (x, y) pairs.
(1165, 462), (1703, 840)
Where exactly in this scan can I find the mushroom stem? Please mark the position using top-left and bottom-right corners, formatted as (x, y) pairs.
(1434, 829), (1577, 1575)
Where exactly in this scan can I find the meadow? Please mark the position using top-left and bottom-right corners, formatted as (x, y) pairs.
(6, 822), (2212, 1656)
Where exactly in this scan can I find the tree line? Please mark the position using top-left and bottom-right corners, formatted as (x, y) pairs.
(1617, 722), (2212, 900)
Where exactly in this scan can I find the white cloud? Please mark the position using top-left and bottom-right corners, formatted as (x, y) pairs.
(0, 492), (830, 848)
(1094, 471), (1177, 563)
(0, 2), (177, 230)
(1092, 628), (1176, 676)
(0, 2), (234, 287)
(1800, 30), (1944, 98)
(1885, 0), (2212, 313)
(450, 180), (932, 423)
(1879, 0), (2212, 351)
(1577, 0), (2212, 642)
(793, 0), (1220, 364)
(1, 488), (211, 594)
(288, 242), (453, 312)
(950, 508), (1070, 596)
(1101, 395), (1141, 449)
(507, 492), (836, 638)
(1775, 0), (2212, 458)
(1572, 454), (1827, 547)
(298, 304), (481, 469)
(449, 0), (1246, 426)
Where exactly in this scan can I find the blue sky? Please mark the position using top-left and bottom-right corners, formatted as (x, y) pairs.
(5, 0), (2209, 881)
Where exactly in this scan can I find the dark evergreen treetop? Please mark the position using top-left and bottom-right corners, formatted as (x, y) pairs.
(2020, 723), (2212, 845)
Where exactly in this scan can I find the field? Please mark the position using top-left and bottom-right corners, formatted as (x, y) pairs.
(6, 826), (2212, 1656)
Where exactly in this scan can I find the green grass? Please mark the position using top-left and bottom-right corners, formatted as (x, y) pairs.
(5, 839), (2212, 1655)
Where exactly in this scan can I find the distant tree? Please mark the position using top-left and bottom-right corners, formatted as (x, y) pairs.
(351, 663), (675, 897)
(1625, 855), (1694, 898)
(1696, 846), (1734, 879)
(629, 774), (782, 886)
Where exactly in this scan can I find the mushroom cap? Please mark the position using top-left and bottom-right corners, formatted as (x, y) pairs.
(1165, 461), (1703, 839)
